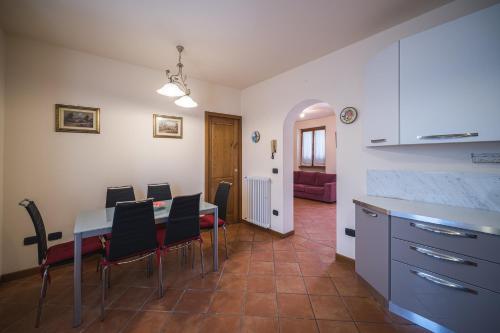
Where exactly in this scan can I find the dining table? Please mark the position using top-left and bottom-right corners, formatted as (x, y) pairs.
(72, 199), (218, 327)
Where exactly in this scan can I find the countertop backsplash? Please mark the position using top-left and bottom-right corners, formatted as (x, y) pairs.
(367, 170), (500, 213)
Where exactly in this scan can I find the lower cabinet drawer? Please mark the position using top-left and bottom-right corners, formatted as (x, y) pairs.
(391, 260), (500, 333)
(391, 238), (500, 293)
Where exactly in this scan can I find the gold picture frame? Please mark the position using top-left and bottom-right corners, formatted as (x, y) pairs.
(55, 104), (100, 134)
(153, 114), (183, 139)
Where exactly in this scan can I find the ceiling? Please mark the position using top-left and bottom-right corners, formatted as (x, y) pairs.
(298, 103), (335, 121)
(0, 0), (451, 88)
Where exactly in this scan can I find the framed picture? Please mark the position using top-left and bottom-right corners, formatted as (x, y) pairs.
(153, 114), (183, 139)
(55, 104), (100, 134)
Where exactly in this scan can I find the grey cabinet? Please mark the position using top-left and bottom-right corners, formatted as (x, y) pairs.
(355, 204), (389, 299)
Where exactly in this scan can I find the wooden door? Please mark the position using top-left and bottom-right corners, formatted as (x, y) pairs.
(205, 112), (242, 223)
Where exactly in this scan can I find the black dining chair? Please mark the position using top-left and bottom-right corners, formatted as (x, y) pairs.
(100, 199), (160, 320)
(200, 182), (231, 259)
(19, 199), (103, 328)
(105, 185), (135, 208)
(156, 193), (204, 296)
(147, 183), (172, 201)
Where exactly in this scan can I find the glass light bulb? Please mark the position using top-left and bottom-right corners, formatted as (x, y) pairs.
(174, 95), (198, 108)
(156, 82), (185, 97)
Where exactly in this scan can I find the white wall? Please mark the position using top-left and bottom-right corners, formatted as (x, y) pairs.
(241, 0), (500, 259)
(293, 115), (336, 174)
(0, 28), (5, 276)
(2, 36), (240, 274)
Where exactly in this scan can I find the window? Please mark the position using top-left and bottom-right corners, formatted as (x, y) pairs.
(300, 127), (326, 167)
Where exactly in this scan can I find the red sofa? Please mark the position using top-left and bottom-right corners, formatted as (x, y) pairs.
(294, 171), (336, 203)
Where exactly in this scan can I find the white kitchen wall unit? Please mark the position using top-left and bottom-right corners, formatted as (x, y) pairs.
(363, 42), (400, 147)
(399, 4), (500, 145)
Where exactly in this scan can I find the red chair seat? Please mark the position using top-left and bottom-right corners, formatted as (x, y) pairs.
(156, 228), (166, 246)
(45, 236), (102, 265)
(199, 215), (225, 229)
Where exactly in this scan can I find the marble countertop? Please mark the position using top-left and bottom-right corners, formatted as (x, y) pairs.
(353, 195), (500, 236)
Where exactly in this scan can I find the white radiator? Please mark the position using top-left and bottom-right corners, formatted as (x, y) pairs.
(244, 176), (271, 228)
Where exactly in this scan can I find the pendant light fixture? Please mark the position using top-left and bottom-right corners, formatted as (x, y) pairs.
(157, 45), (198, 108)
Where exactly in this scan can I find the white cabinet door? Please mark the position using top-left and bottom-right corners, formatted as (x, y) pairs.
(400, 4), (500, 145)
(363, 42), (399, 146)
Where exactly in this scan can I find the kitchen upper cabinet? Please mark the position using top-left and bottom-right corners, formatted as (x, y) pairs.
(399, 5), (500, 144)
(363, 42), (399, 146)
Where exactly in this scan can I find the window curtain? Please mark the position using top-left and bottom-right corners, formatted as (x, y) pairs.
(314, 129), (326, 166)
(301, 131), (313, 166)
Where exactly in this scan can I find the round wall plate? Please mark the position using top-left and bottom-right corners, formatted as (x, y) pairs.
(340, 107), (358, 124)
(251, 130), (261, 143)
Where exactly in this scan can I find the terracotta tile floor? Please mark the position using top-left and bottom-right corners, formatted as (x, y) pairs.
(0, 198), (428, 332)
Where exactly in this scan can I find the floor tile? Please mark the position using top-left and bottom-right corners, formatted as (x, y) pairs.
(275, 262), (302, 276)
(244, 292), (277, 317)
(217, 273), (247, 291)
(122, 311), (170, 333)
(274, 251), (298, 263)
(304, 277), (338, 295)
(174, 290), (213, 313)
(277, 293), (314, 318)
(247, 275), (275, 293)
(251, 251), (274, 262)
(276, 276), (307, 294)
(209, 291), (245, 314)
(316, 320), (359, 333)
(199, 314), (241, 333)
(343, 297), (391, 323)
(108, 287), (154, 310)
(279, 317), (318, 333)
(142, 289), (183, 311)
(309, 295), (352, 321)
(242, 316), (278, 333)
(331, 276), (372, 297)
(249, 261), (274, 275)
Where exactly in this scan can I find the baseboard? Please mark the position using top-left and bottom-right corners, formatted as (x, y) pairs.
(241, 219), (295, 238)
(335, 253), (355, 266)
(0, 266), (39, 283)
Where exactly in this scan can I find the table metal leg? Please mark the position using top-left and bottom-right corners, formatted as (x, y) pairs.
(73, 233), (82, 327)
(213, 207), (219, 271)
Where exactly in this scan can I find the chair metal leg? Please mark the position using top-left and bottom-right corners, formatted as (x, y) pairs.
(107, 266), (111, 289)
(191, 243), (195, 269)
(158, 254), (164, 298)
(222, 225), (229, 259)
(209, 230), (213, 246)
(100, 266), (108, 320)
(146, 255), (153, 278)
(199, 240), (205, 278)
(35, 266), (49, 328)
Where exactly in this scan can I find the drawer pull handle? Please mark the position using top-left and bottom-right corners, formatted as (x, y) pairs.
(370, 138), (387, 143)
(410, 270), (477, 295)
(410, 223), (477, 239)
(362, 208), (378, 218)
(416, 132), (478, 140)
(409, 246), (477, 266)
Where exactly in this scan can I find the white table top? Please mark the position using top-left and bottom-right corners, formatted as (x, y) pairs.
(74, 200), (217, 237)
(354, 195), (500, 236)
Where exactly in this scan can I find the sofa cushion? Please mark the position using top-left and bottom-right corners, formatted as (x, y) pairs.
(316, 172), (336, 186)
(294, 184), (306, 192)
(294, 171), (300, 183)
(304, 186), (324, 195)
(298, 171), (318, 186)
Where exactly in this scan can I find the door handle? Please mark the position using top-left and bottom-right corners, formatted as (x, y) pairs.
(417, 132), (478, 140)
(409, 245), (477, 266)
(370, 138), (387, 143)
(361, 208), (377, 218)
(410, 269), (477, 294)
(410, 222), (477, 239)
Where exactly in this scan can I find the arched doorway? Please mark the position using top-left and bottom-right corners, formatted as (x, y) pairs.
(283, 100), (337, 248)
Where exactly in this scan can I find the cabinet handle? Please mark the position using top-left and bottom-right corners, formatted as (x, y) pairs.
(416, 132), (478, 140)
(361, 208), (378, 218)
(410, 269), (477, 294)
(370, 138), (387, 143)
(410, 222), (477, 239)
(409, 245), (477, 266)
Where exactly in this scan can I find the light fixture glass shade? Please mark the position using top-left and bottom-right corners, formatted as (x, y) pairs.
(156, 82), (185, 97)
(174, 95), (198, 108)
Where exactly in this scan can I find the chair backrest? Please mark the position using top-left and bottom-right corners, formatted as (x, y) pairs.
(163, 193), (201, 247)
(108, 199), (157, 261)
(147, 183), (172, 201)
(106, 186), (135, 208)
(214, 182), (232, 221)
(19, 199), (47, 265)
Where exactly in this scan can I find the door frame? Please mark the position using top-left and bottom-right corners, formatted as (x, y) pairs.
(205, 111), (243, 223)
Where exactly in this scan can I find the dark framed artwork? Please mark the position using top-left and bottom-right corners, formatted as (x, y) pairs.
(153, 114), (183, 139)
(55, 104), (100, 134)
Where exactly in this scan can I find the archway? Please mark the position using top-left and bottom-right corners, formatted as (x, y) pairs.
(283, 99), (337, 243)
